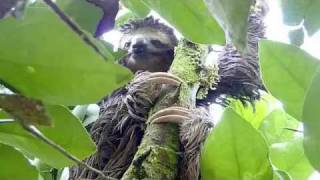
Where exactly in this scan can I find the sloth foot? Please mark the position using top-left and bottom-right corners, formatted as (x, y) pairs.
(129, 72), (183, 98)
(150, 106), (213, 180)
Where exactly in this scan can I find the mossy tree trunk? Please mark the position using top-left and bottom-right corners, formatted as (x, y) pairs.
(121, 40), (216, 179)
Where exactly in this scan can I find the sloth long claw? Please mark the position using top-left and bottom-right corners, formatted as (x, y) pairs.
(151, 115), (191, 124)
(149, 106), (190, 120)
(149, 72), (183, 82)
(150, 106), (191, 124)
(147, 77), (180, 86)
(146, 72), (183, 86)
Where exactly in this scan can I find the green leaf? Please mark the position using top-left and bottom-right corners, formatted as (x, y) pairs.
(0, 109), (9, 118)
(259, 109), (299, 145)
(270, 137), (315, 180)
(56, 0), (102, 34)
(141, 0), (224, 44)
(88, 36), (116, 61)
(115, 11), (137, 28)
(281, 0), (320, 36)
(121, 0), (150, 18)
(97, 39), (126, 61)
(0, 94), (51, 126)
(304, 0), (320, 36)
(302, 70), (320, 171)
(259, 40), (320, 120)
(280, 0), (305, 26)
(288, 28), (304, 47)
(273, 170), (292, 180)
(201, 108), (273, 180)
(0, 105), (96, 168)
(0, 3), (132, 105)
(230, 94), (274, 129)
(33, 159), (57, 180)
(204, 0), (253, 51)
(260, 40), (320, 172)
(0, 144), (38, 180)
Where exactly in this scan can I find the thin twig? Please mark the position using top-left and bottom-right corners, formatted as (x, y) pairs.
(0, 119), (15, 124)
(42, 0), (108, 60)
(283, 127), (303, 133)
(24, 125), (118, 180)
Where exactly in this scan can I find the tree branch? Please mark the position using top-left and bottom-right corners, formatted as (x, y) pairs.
(23, 125), (117, 180)
(42, 0), (109, 60)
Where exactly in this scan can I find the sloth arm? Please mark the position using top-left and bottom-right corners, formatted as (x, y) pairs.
(70, 71), (182, 179)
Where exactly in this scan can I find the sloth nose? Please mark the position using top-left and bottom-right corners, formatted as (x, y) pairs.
(132, 41), (147, 54)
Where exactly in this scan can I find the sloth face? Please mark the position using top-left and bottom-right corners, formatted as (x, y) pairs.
(120, 28), (176, 72)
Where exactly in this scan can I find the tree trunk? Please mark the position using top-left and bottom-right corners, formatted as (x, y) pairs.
(122, 40), (214, 179)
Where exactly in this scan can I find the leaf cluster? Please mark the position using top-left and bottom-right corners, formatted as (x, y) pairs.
(0, 0), (320, 180)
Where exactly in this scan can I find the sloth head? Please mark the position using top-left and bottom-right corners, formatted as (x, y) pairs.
(119, 16), (178, 73)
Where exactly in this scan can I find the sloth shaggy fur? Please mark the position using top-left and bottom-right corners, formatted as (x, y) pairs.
(69, 4), (266, 179)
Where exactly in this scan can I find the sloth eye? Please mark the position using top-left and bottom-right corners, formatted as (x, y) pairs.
(150, 40), (164, 48)
(124, 42), (131, 49)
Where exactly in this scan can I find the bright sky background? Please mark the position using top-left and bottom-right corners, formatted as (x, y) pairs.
(101, 2), (320, 179)
(103, 1), (320, 59)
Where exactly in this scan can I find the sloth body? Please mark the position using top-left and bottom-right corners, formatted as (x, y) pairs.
(69, 17), (180, 179)
(70, 3), (267, 177)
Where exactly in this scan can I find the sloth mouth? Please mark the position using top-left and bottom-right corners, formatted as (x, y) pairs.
(130, 50), (168, 61)
(133, 48), (145, 54)
(131, 51), (149, 61)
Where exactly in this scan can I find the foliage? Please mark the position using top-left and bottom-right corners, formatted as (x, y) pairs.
(288, 28), (304, 47)
(0, 2), (131, 105)
(141, 0), (225, 44)
(280, 0), (320, 45)
(0, 0), (320, 179)
(0, 105), (96, 168)
(56, 0), (102, 34)
(259, 40), (320, 121)
(204, 0), (254, 52)
(0, 144), (38, 180)
(281, 0), (320, 36)
(260, 40), (320, 172)
(121, 0), (150, 18)
(201, 108), (273, 180)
